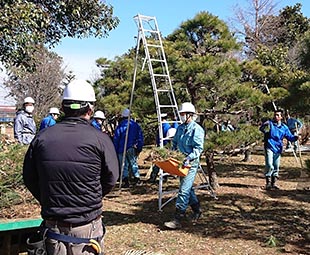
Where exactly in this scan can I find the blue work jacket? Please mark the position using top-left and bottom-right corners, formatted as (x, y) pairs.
(286, 118), (303, 133)
(90, 119), (102, 131)
(259, 120), (298, 154)
(113, 118), (144, 154)
(156, 122), (171, 146)
(172, 120), (205, 161)
(39, 115), (56, 131)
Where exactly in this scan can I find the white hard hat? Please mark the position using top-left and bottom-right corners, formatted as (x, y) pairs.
(121, 108), (130, 117)
(49, 107), (60, 115)
(62, 79), (96, 102)
(166, 127), (177, 138)
(94, 110), (106, 119)
(179, 102), (196, 114)
(24, 97), (35, 104)
(160, 113), (167, 118)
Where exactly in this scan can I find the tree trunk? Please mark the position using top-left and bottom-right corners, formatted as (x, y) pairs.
(204, 150), (219, 190)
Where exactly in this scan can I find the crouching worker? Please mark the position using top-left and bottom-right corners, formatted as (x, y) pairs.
(164, 102), (205, 229)
(23, 79), (119, 254)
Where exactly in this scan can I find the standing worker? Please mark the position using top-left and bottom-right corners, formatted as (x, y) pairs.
(14, 96), (36, 145)
(155, 113), (171, 147)
(148, 113), (172, 183)
(285, 110), (303, 151)
(259, 109), (298, 190)
(164, 102), (205, 229)
(113, 108), (144, 188)
(91, 110), (106, 131)
(23, 79), (119, 255)
(39, 107), (60, 131)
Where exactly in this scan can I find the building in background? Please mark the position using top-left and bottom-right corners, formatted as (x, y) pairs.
(0, 83), (16, 138)
(0, 105), (15, 138)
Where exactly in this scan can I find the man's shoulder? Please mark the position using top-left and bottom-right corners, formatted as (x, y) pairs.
(15, 110), (26, 117)
(193, 121), (204, 130)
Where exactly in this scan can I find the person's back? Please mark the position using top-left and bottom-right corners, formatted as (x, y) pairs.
(113, 117), (143, 154)
(113, 109), (144, 187)
(23, 80), (119, 254)
(26, 119), (117, 221)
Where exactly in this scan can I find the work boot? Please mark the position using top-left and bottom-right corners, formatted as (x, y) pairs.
(164, 210), (185, 229)
(121, 177), (129, 188)
(191, 203), (202, 225)
(265, 176), (272, 190)
(133, 177), (143, 186)
(271, 176), (280, 190)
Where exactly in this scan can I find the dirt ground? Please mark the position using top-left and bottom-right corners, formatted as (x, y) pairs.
(3, 150), (310, 255)
(101, 151), (310, 255)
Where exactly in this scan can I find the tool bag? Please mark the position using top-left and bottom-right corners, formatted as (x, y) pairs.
(26, 228), (47, 255)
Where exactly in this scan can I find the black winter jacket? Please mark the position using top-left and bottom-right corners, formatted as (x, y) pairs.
(23, 117), (119, 224)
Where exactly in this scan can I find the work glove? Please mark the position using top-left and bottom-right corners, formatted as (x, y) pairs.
(182, 157), (191, 168)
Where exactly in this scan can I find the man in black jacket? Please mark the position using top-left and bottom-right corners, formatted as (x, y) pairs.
(23, 79), (119, 255)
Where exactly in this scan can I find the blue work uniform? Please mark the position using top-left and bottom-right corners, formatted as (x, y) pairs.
(113, 118), (144, 179)
(172, 120), (205, 213)
(259, 120), (297, 177)
(287, 118), (303, 133)
(90, 119), (102, 131)
(156, 122), (171, 146)
(39, 114), (56, 131)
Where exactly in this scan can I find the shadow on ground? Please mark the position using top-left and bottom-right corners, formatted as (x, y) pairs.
(103, 155), (310, 255)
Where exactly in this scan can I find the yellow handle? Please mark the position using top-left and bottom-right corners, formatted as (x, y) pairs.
(89, 239), (101, 254)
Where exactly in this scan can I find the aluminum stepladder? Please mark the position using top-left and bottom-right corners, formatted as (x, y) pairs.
(132, 14), (216, 211)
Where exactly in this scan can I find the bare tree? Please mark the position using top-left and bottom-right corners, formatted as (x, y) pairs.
(230, 0), (280, 56)
(4, 45), (66, 119)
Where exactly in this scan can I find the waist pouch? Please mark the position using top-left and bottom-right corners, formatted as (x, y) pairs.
(26, 228), (47, 255)
(27, 221), (105, 255)
(46, 229), (104, 255)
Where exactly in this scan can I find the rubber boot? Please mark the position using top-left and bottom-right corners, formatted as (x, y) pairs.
(271, 176), (280, 190)
(265, 176), (272, 190)
(164, 209), (185, 229)
(191, 202), (202, 225)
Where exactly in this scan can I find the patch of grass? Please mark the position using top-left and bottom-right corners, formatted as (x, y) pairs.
(265, 235), (279, 247)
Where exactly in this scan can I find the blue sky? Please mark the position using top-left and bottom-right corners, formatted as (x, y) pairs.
(1, 0), (308, 105)
(50, 1), (310, 81)
(53, 0), (310, 81)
